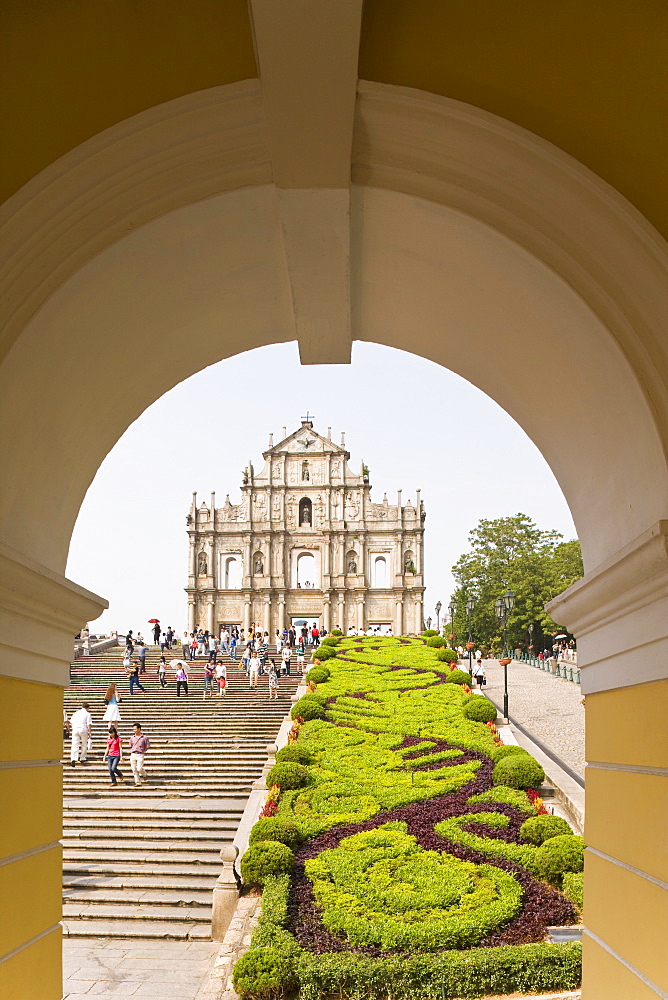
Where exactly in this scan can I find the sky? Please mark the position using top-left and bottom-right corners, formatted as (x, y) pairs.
(66, 342), (577, 635)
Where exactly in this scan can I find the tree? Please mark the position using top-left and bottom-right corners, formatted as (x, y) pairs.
(450, 514), (583, 653)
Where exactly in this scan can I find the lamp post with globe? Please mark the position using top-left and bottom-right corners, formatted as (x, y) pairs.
(448, 599), (456, 650)
(466, 594), (476, 676)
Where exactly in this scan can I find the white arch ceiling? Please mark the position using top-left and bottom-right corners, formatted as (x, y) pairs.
(1, 80), (667, 578)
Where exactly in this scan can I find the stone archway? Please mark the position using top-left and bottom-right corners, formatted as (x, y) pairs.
(1, 82), (666, 1000)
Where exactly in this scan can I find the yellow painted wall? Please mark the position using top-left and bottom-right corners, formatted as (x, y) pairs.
(585, 679), (667, 768)
(0, 676), (63, 995)
(586, 768), (666, 883)
(585, 851), (668, 993)
(0, 0), (257, 202)
(0, 926), (62, 1000)
(360, 0), (668, 241)
(583, 934), (661, 1000)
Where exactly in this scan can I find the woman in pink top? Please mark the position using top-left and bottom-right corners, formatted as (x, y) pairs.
(103, 725), (124, 786)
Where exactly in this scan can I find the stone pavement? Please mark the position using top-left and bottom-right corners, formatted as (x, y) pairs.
(62, 938), (218, 998)
(481, 658), (585, 777)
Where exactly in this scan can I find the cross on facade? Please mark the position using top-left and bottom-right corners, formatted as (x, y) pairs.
(301, 411), (315, 424)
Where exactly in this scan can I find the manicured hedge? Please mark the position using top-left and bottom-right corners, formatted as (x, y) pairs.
(463, 697), (497, 722)
(306, 666), (331, 683)
(320, 636), (340, 646)
(535, 835), (585, 884)
(436, 647), (459, 663)
(492, 754), (545, 790)
(232, 946), (297, 999)
(445, 669), (472, 685)
(248, 817), (305, 851)
(422, 630), (439, 637)
(520, 814), (573, 845)
(265, 762), (309, 790)
(311, 645), (336, 662)
(563, 871), (584, 911)
(490, 743), (530, 765)
(290, 696), (327, 721)
(240, 842), (294, 886)
(275, 743), (313, 766)
(426, 635), (446, 647)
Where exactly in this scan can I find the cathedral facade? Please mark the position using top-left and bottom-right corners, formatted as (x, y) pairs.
(185, 419), (425, 635)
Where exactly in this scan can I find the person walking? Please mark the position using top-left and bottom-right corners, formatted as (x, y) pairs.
(126, 658), (146, 695)
(281, 644), (291, 676)
(125, 630), (135, 655)
(129, 722), (151, 786)
(166, 626), (174, 649)
(208, 632), (218, 663)
(215, 661), (227, 696)
(69, 702), (93, 766)
(160, 631), (168, 654)
(81, 626), (91, 656)
(230, 633), (238, 660)
(137, 639), (148, 674)
(297, 648), (306, 675)
(242, 644), (251, 675)
(248, 651), (260, 689)
(175, 662), (189, 697)
(189, 633), (198, 660)
(152, 622), (161, 645)
(203, 658), (215, 699)
(182, 631), (190, 660)
(103, 725), (124, 787)
(103, 683), (122, 723)
(268, 664), (279, 700)
(474, 659), (486, 688)
(157, 656), (167, 688)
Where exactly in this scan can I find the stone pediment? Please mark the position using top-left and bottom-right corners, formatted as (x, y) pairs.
(263, 423), (349, 459)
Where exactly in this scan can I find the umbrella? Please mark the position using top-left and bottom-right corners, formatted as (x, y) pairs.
(554, 633), (568, 640)
(293, 619), (308, 626)
(148, 618), (160, 624)
(170, 659), (187, 669)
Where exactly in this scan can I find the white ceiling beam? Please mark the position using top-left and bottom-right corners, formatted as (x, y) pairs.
(249, 0), (362, 363)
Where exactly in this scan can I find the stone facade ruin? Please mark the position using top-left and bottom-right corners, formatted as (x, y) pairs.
(185, 419), (425, 634)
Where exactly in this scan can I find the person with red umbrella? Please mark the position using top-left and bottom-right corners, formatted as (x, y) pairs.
(149, 619), (161, 645)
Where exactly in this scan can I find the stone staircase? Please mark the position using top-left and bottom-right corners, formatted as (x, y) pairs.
(62, 645), (305, 939)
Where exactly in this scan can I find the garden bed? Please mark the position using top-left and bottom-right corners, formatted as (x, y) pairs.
(233, 637), (583, 999)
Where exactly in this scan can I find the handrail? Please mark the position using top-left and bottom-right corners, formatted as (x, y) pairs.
(518, 651), (580, 685)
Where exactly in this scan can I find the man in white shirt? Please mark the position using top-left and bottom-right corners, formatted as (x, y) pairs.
(70, 702), (93, 766)
(249, 652), (261, 688)
(208, 633), (218, 663)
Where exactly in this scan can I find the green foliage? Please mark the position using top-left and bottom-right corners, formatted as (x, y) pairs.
(490, 744), (530, 765)
(562, 872), (584, 911)
(249, 817), (305, 851)
(275, 743), (313, 765)
(311, 645), (336, 661)
(492, 754), (545, 790)
(445, 669), (472, 685)
(436, 647), (458, 663)
(304, 824), (523, 951)
(520, 815), (573, 845)
(422, 629), (439, 637)
(265, 761), (309, 790)
(290, 696), (326, 721)
(330, 629), (343, 636)
(451, 514), (583, 649)
(240, 841), (295, 886)
(534, 835), (585, 884)
(467, 785), (535, 815)
(306, 665), (331, 683)
(320, 635), (340, 646)
(436, 812), (539, 871)
(232, 947), (297, 999)
(462, 697), (497, 722)
(426, 635), (446, 647)
(295, 944), (582, 1000)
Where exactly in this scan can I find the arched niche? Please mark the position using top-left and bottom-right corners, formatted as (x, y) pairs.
(299, 497), (312, 526)
(296, 552), (316, 589)
(346, 550), (358, 574)
(252, 551), (264, 576)
(223, 555), (240, 589)
(373, 556), (387, 588)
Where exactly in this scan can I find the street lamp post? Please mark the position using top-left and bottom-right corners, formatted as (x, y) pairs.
(528, 622), (535, 656)
(435, 601), (442, 633)
(466, 594), (475, 676)
(448, 599), (456, 649)
(495, 588), (515, 722)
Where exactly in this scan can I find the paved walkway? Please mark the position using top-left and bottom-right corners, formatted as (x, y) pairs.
(480, 658), (585, 777)
(63, 938), (217, 998)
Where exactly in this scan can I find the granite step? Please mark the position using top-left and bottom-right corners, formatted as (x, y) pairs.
(61, 918), (212, 940)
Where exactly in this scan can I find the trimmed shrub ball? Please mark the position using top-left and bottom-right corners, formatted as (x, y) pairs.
(445, 669), (472, 685)
(490, 744), (531, 765)
(423, 629), (439, 637)
(321, 635), (340, 646)
(275, 743), (313, 766)
(306, 666), (331, 684)
(265, 761), (309, 790)
(534, 835), (585, 884)
(563, 871), (584, 910)
(290, 696), (326, 721)
(520, 814), (573, 845)
(232, 946), (297, 999)
(427, 635), (446, 647)
(240, 841), (295, 886)
(492, 754), (545, 790)
(436, 647), (458, 663)
(330, 628), (343, 636)
(463, 697), (498, 723)
(311, 644), (336, 661)
(248, 817), (304, 851)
